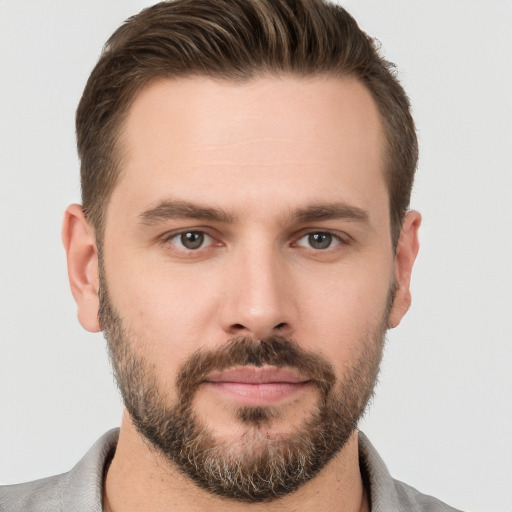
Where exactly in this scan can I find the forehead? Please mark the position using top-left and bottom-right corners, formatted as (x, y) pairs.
(111, 75), (387, 226)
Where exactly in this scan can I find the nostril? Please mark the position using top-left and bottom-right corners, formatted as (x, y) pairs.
(228, 322), (289, 336)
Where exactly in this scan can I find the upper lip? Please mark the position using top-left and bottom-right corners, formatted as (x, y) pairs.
(204, 366), (310, 384)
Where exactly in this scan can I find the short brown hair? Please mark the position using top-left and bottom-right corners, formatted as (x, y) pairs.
(76, 0), (417, 245)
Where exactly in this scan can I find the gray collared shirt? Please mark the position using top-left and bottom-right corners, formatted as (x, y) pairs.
(0, 429), (462, 511)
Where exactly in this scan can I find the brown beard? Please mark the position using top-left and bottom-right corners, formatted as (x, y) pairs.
(99, 269), (390, 502)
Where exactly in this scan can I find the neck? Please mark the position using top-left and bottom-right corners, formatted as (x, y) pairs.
(104, 412), (369, 512)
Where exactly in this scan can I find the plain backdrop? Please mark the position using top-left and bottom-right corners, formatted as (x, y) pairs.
(0, 1), (511, 511)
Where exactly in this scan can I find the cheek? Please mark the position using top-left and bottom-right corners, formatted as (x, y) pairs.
(104, 251), (225, 364)
(294, 261), (392, 364)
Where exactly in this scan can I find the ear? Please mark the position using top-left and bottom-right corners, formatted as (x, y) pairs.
(388, 210), (421, 328)
(62, 204), (101, 333)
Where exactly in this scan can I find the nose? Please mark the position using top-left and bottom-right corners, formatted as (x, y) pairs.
(219, 241), (297, 340)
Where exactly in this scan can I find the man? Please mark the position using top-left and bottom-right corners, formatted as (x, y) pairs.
(0, 0), (463, 510)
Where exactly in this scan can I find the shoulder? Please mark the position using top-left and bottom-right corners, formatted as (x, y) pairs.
(0, 429), (119, 512)
(392, 478), (463, 512)
(358, 431), (463, 512)
(0, 473), (66, 512)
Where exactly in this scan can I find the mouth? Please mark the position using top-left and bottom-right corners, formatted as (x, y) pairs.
(203, 366), (313, 406)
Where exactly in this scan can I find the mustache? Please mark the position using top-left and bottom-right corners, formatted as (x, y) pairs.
(175, 336), (336, 404)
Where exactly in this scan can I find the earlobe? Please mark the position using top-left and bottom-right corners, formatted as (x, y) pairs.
(388, 210), (421, 329)
(62, 204), (101, 333)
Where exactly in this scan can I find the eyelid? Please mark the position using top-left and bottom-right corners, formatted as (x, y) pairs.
(292, 229), (351, 247)
(157, 227), (351, 252)
(159, 228), (219, 251)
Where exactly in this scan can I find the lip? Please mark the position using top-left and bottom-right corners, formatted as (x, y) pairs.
(203, 366), (312, 406)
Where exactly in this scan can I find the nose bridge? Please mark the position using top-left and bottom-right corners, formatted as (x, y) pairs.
(221, 234), (295, 338)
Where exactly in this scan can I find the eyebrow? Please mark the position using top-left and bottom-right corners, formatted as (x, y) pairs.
(139, 199), (235, 225)
(292, 203), (369, 224)
(139, 199), (369, 226)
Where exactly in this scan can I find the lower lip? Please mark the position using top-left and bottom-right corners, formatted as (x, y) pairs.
(204, 381), (312, 406)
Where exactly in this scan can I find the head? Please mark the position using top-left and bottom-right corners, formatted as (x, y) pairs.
(64, 0), (421, 504)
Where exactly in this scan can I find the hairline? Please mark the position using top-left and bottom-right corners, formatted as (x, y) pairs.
(90, 70), (402, 248)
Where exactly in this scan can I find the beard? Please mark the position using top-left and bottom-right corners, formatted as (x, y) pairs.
(99, 272), (390, 502)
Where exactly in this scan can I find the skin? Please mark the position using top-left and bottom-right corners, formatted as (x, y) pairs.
(63, 75), (420, 512)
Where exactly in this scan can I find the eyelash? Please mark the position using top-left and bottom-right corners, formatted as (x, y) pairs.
(294, 230), (346, 250)
(161, 229), (349, 254)
(161, 230), (218, 252)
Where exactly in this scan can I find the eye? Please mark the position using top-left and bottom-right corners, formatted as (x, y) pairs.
(296, 232), (341, 250)
(168, 231), (213, 250)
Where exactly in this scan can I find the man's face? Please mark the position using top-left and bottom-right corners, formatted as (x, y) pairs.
(89, 76), (410, 500)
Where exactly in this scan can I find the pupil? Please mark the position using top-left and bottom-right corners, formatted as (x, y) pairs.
(181, 232), (204, 249)
(309, 233), (331, 249)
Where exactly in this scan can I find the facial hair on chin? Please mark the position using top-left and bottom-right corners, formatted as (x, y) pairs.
(98, 268), (390, 502)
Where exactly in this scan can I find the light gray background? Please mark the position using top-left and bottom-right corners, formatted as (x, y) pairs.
(1, 1), (511, 510)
